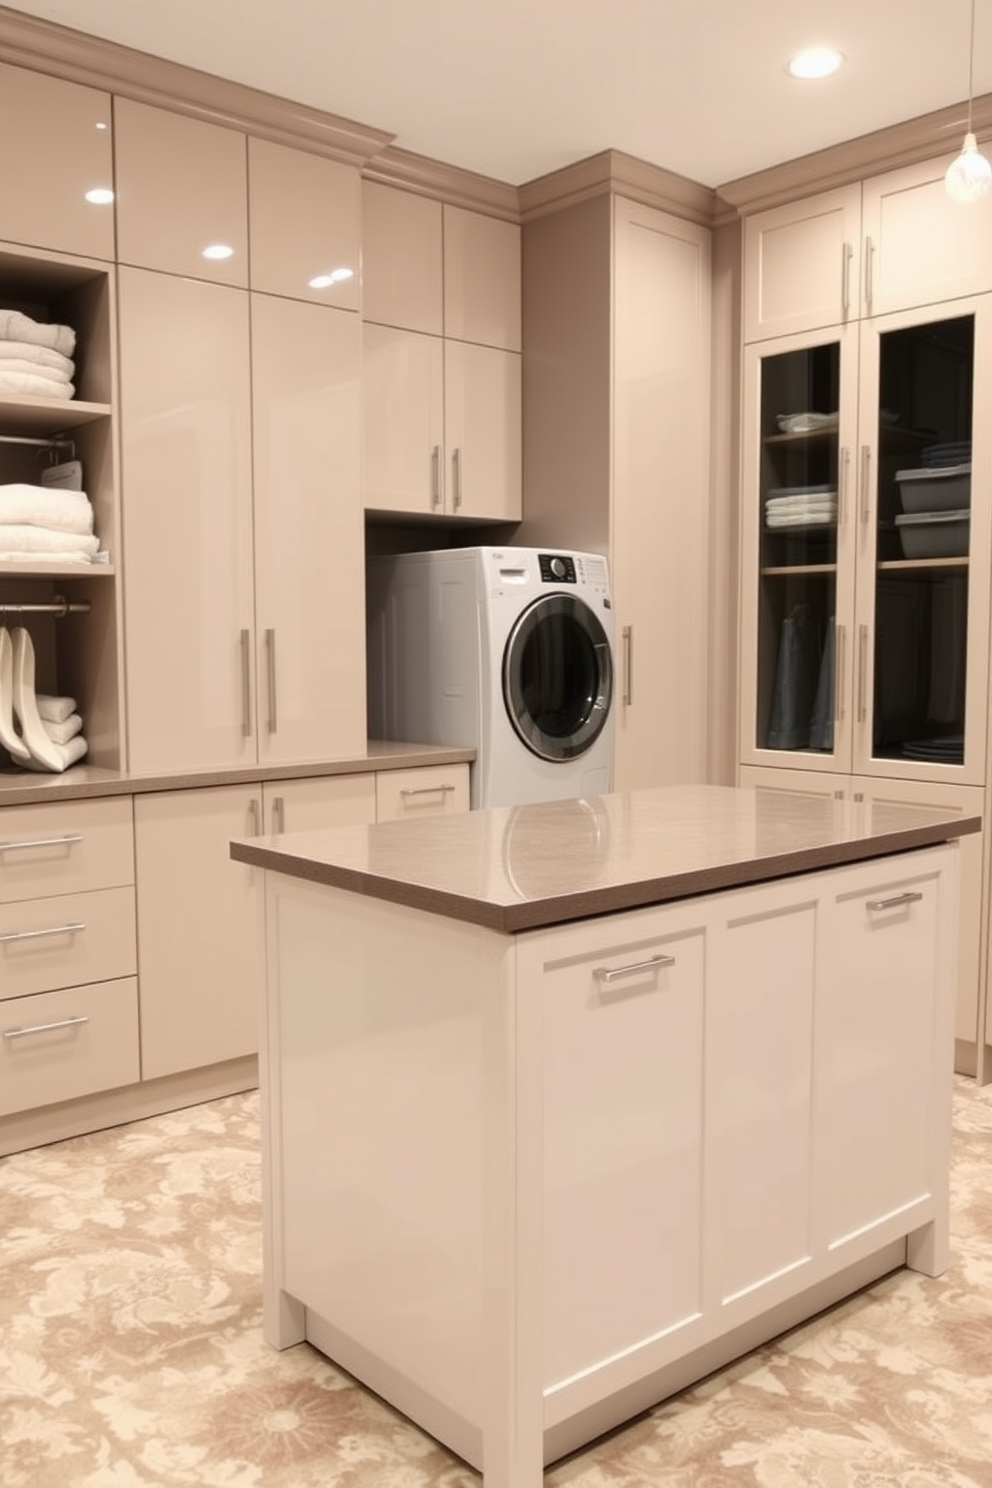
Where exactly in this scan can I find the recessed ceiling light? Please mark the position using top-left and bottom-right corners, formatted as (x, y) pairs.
(788, 47), (844, 80)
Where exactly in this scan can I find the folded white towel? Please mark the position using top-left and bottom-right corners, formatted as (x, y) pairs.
(0, 550), (96, 564)
(36, 693), (77, 724)
(43, 712), (83, 745)
(0, 309), (75, 357)
(0, 485), (94, 535)
(0, 356), (73, 384)
(0, 525), (99, 555)
(20, 733), (88, 773)
(0, 369), (74, 400)
(0, 341), (74, 375)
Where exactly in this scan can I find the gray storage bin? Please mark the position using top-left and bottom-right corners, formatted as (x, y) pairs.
(894, 509), (970, 559)
(895, 464), (971, 513)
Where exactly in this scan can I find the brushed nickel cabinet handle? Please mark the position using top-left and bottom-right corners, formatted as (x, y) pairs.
(240, 629), (253, 737)
(272, 795), (286, 834)
(4, 1014), (89, 1040)
(452, 447), (463, 509)
(0, 920), (85, 944)
(867, 891), (924, 911)
(622, 624), (633, 706)
(431, 444), (442, 508)
(859, 444), (871, 525)
(247, 798), (260, 837)
(834, 623), (846, 724)
(841, 241), (853, 315)
(838, 446), (850, 527)
(266, 627), (277, 734)
(399, 784), (456, 798)
(857, 624), (869, 723)
(0, 833), (83, 853)
(594, 953), (676, 985)
(864, 234), (875, 312)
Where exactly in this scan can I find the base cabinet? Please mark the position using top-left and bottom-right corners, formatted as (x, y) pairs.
(261, 839), (957, 1485)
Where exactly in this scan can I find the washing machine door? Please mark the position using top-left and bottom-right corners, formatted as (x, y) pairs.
(502, 593), (613, 761)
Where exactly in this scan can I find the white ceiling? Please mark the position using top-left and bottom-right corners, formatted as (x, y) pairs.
(3, 0), (991, 189)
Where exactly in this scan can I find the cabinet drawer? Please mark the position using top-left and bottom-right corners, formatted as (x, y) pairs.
(0, 797), (134, 903)
(0, 977), (140, 1117)
(0, 887), (136, 1001)
(375, 765), (470, 821)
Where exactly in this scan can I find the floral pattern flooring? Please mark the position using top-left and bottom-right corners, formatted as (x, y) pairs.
(1, 1078), (990, 1487)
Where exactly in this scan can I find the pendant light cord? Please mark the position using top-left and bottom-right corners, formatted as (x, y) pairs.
(968, 0), (977, 132)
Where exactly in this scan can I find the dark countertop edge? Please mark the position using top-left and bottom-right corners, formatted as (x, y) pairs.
(230, 815), (980, 934)
(0, 743), (475, 808)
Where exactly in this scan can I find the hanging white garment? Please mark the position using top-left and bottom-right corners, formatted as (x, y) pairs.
(0, 626), (31, 762)
(10, 627), (87, 772)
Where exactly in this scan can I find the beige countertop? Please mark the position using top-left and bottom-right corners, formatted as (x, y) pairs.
(229, 783), (982, 933)
(0, 741), (474, 808)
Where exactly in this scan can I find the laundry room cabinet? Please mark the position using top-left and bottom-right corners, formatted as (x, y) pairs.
(361, 182), (522, 521)
(119, 268), (365, 772)
(743, 151), (992, 342)
(0, 60), (115, 263)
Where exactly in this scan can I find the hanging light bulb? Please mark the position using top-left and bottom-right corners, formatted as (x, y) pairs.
(946, 0), (991, 200)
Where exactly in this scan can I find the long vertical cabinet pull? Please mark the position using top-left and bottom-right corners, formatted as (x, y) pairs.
(838, 446), (851, 528)
(240, 629), (253, 737)
(431, 444), (442, 509)
(841, 241), (853, 317)
(834, 623), (846, 723)
(452, 447), (463, 510)
(265, 628), (277, 734)
(247, 797), (260, 837)
(864, 235), (875, 315)
(272, 795), (286, 834)
(859, 445), (872, 525)
(857, 624), (869, 723)
(622, 625), (633, 706)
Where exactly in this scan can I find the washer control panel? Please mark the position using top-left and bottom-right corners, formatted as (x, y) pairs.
(539, 553), (577, 583)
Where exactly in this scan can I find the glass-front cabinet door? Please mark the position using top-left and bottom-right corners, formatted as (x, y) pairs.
(741, 301), (990, 788)
(854, 300), (990, 785)
(739, 325), (859, 774)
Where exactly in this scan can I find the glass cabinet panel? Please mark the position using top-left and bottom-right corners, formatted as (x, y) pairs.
(869, 313), (972, 769)
(755, 342), (841, 759)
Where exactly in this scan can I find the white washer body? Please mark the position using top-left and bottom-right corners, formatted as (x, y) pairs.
(367, 546), (615, 808)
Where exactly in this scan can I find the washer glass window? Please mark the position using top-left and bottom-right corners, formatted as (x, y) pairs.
(503, 594), (613, 761)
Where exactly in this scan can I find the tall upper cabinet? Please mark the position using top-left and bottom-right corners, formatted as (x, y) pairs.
(116, 102), (365, 772)
(361, 181), (522, 522)
(0, 64), (122, 770)
(738, 149), (992, 1075)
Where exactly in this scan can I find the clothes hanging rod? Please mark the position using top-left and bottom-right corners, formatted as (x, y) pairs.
(0, 432), (76, 454)
(0, 596), (90, 618)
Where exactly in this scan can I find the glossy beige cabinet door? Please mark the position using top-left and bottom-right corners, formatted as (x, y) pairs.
(743, 185), (861, 342)
(361, 181), (442, 333)
(862, 153), (992, 317)
(612, 200), (711, 790)
(134, 786), (262, 1080)
(443, 204), (521, 351)
(251, 294), (365, 762)
(362, 323), (445, 514)
(444, 340), (522, 520)
(119, 267), (255, 772)
(114, 98), (248, 285)
(0, 61), (114, 261)
(249, 138), (360, 309)
(262, 774), (377, 836)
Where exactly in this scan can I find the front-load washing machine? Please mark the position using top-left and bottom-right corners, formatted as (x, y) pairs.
(366, 546), (615, 808)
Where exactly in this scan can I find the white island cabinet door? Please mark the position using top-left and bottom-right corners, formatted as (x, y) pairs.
(523, 905), (707, 1396)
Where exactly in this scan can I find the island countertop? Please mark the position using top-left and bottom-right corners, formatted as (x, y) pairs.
(230, 782), (981, 933)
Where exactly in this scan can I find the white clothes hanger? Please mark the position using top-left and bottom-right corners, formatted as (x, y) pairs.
(10, 626), (84, 772)
(0, 626), (31, 763)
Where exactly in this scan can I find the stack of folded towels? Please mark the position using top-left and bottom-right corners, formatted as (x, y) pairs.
(765, 485), (838, 530)
(0, 483), (101, 564)
(0, 308), (76, 400)
(36, 691), (88, 769)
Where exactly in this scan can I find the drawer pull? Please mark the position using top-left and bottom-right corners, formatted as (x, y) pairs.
(594, 953), (676, 985)
(0, 833), (83, 854)
(867, 891), (923, 912)
(0, 921), (85, 944)
(3, 1014), (89, 1041)
(399, 784), (456, 798)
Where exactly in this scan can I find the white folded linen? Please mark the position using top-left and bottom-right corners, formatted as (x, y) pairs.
(0, 309), (75, 357)
(0, 341), (74, 375)
(0, 484), (94, 534)
(36, 693), (77, 724)
(0, 524), (99, 555)
(0, 369), (74, 400)
(0, 550), (96, 563)
(0, 356), (73, 384)
(766, 511), (837, 528)
(765, 492), (838, 512)
(43, 712), (83, 745)
(20, 733), (88, 773)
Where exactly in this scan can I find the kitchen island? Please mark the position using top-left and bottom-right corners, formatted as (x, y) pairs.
(231, 784), (977, 1487)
